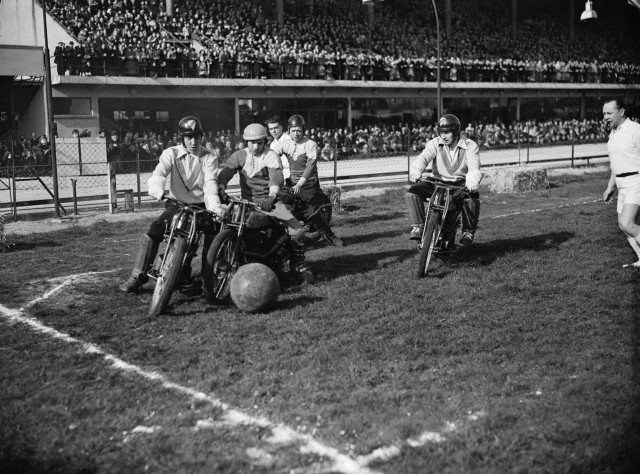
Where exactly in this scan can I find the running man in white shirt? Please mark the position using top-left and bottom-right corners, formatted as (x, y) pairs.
(602, 98), (640, 268)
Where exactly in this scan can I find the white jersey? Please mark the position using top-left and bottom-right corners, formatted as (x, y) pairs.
(147, 144), (218, 204)
(270, 132), (292, 179)
(608, 118), (640, 176)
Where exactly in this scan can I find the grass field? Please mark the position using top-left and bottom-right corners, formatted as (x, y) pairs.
(1, 169), (639, 474)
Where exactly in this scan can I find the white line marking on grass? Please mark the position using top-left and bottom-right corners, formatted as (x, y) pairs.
(488, 199), (600, 219)
(0, 298), (381, 474)
(357, 411), (487, 468)
(23, 270), (121, 310)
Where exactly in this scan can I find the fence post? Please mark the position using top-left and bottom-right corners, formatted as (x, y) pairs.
(526, 143), (530, 165)
(70, 178), (78, 215)
(77, 136), (83, 175)
(107, 162), (117, 213)
(333, 146), (337, 186)
(136, 145), (142, 209)
(517, 126), (521, 166)
(570, 128), (575, 168)
(10, 153), (17, 220)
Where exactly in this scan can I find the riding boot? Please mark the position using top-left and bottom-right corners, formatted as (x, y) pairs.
(120, 234), (159, 293)
(405, 191), (426, 232)
(177, 257), (201, 294)
(462, 197), (481, 233)
(290, 238), (314, 283)
(311, 213), (344, 247)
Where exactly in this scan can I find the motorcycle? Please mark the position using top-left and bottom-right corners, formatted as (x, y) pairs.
(281, 184), (333, 244)
(202, 196), (292, 305)
(415, 177), (470, 278)
(147, 197), (220, 317)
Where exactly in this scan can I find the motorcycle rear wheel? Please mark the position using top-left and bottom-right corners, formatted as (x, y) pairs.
(148, 236), (187, 317)
(417, 211), (441, 278)
(203, 229), (238, 304)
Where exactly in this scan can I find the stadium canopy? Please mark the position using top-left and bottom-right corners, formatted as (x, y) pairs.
(0, 46), (44, 77)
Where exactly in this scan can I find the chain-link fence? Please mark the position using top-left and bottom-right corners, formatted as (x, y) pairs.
(0, 135), (609, 218)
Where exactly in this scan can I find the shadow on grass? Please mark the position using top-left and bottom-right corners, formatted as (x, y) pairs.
(5, 241), (62, 252)
(474, 230), (574, 259)
(276, 295), (325, 310)
(314, 248), (415, 281)
(147, 283), (326, 318)
(334, 228), (406, 245)
(339, 211), (406, 226)
(429, 231), (576, 276)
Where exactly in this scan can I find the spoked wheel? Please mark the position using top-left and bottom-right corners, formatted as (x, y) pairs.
(416, 211), (442, 278)
(202, 229), (239, 304)
(148, 236), (187, 317)
(318, 194), (332, 225)
(306, 197), (333, 244)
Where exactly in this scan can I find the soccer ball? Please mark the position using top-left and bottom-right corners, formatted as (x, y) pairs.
(230, 263), (280, 313)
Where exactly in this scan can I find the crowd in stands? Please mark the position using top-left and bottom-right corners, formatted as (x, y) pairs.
(44, 0), (640, 83)
(2, 117), (622, 176)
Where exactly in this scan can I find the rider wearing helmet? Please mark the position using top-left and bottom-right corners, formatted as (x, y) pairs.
(405, 113), (482, 245)
(120, 115), (221, 293)
(217, 123), (314, 283)
(270, 114), (344, 246)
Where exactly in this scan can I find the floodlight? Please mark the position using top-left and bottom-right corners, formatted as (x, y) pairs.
(580, 1), (598, 21)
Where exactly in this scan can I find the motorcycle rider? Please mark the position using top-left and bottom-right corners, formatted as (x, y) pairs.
(405, 113), (482, 245)
(270, 114), (344, 246)
(217, 123), (314, 283)
(119, 116), (222, 293)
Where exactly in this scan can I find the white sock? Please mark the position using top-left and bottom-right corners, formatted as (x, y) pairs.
(628, 236), (640, 260)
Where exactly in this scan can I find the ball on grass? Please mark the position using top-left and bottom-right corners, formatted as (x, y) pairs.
(230, 263), (280, 313)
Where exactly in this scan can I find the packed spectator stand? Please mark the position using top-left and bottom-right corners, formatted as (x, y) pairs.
(44, 0), (640, 84)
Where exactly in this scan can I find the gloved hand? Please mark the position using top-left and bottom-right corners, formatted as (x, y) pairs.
(205, 194), (224, 217)
(409, 174), (420, 183)
(260, 195), (277, 212)
(218, 190), (231, 205)
(148, 187), (164, 201)
(277, 190), (294, 205)
(465, 170), (483, 192)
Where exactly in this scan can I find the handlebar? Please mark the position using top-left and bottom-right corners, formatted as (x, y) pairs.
(417, 177), (470, 194)
(162, 195), (220, 220)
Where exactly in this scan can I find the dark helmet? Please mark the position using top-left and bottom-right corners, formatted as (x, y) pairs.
(287, 114), (306, 131)
(437, 114), (461, 134)
(178, 116), (204, 138)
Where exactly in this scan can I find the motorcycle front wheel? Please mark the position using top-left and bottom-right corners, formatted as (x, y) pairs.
(416, 211), (442, 278)
(202, 229), (238, 304)
(148, 235), (187, 317)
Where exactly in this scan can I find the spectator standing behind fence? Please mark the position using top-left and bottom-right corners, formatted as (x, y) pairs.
(33, 136), (51, 169)
(107, 130), (123, 172)
(602, 98), (640, 269)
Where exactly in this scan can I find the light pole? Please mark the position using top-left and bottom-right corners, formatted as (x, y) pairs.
(431, 0), (442, 118)
(40, 0), (61, 217)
